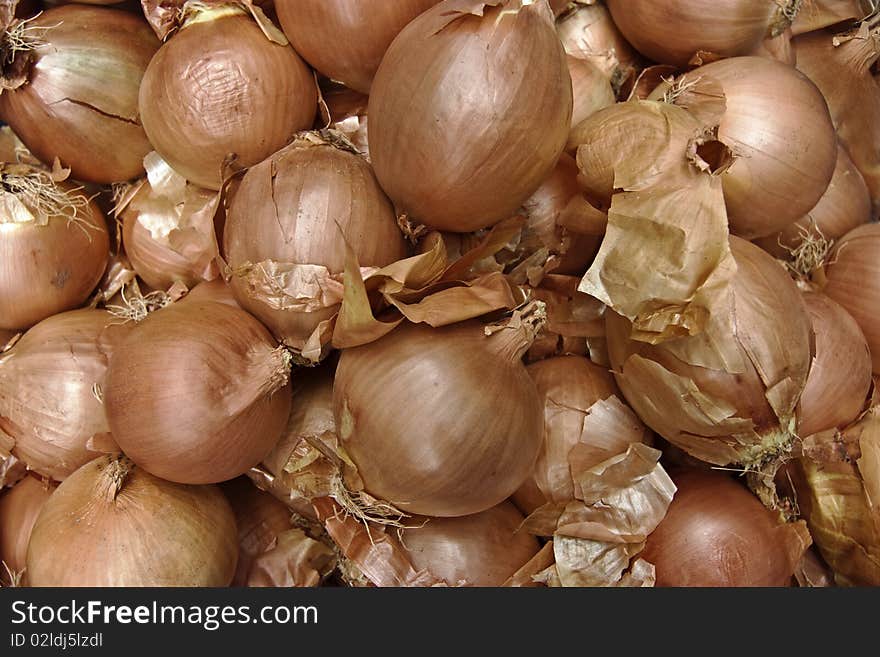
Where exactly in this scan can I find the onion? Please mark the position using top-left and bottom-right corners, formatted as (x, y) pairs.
(797, 293), (872, 438)
(823, 224), (880, 374)
(567, 54), (616, 133)
(791, 0), (873, 36)
(0, 6), (157, 183)
(0, 164), (109, 330)
(104, 300), (292, 484)
(26, 454), (238, 586)
(677, 56), (838, 239)
(556, 1), (640, 83)
(0, 309), (131, 481)
(750, 27), (797, 65)
(0, 475), (54, 584)
(138, 5), (316, 190)
(368, 0), (572, 232)
(321, 82), (370, 158)
(333, 312), (545, 517)
(180, 278), (241, 308)
(642, 469), (811, 586)
(275, 0), (440, 94)
(224, 132), (409, 355)
(606, 0), (794, 66)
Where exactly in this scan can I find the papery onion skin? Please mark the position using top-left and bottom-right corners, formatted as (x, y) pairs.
(333, 320), (544, 517)
(0, 309), (130, 481)
(26, 455), (238, 586)
(791, 0), (873, 36)
(823, 224), (880, 374)
(138, 9), (317, 190)
(556, 1), (640, 79)
(368, 0), (572, 232)
(642, 469), (810, 586)
(275, 0), (441, 94)
(0, 6), (158, 183)
(0, 475), (54, 580)
(104, 301), (292, 485)
(401, 502), (541, 586)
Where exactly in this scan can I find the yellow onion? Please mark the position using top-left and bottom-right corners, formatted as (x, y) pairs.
(797, 293), (872, 438)
(606, 0), (794, 66)
(275, 0), (441, 94)
(823, 224), (880, 373)
(0, 164), (109, 330)
(224, 133), (408, 354)
(792, 0), (873, 35)
(27, 454), (238, 586)
(642, 469), (811, 586)
(677, 56), (838, 239)
(0, 309), (131, 481)
(0, 475), (54, 584)
(0, 6), (157, 183)
(104, 300), (292, 484)
(606, 236), (812, 470)
(556, 1), (640, 84)
(794, 20), (880, 209)
(567, 54), (616, 133)
(368, 0), (572, 232)
(333, 314), (545, 517)
(139, 5), (316, 190)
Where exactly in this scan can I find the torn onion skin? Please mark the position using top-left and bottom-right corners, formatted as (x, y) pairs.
(0, 474), (54, 584)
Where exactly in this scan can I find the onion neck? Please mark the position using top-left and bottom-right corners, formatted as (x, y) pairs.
(835, 17), (880, 72)
(96, 455), (134, 503)
(483, 300), (547, 363)
(256, 346), (293, 398)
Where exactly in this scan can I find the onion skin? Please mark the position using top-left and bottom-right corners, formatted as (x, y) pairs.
(0, 6), (158, 183)
(556, 2), (640, 79)
(180, 278), (241, 308)
(333, 320), (544, 517)
(642, 469), (810, 587)
(567, 54), (616, 133)
(0, 475), (54, 581)
(0, 309), (130, 481)
(823, 224), (880, 374)
(104, 301), (292, 485)
(791, 1), (873, 36)
(138, 10), (316, 190)
(368, 0), (572, 232)
(26, 455), (238, 586)
(275, 0), (440, 94)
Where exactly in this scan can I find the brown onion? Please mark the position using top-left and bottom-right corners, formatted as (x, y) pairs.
(0, 475), (54, 583)
(224, 133), (408, 354)
(138, 6), (316, 189)
(0, 165), (109, 330)
(368, 0), (572, 232)
(0, 309), (130, 480)
(567, 54), (616, 133)
(104, 300), (292, 484)
(180, 278), (240, 308)
(642, 469), (811, 586)
(27, 454), (238, 586)
(333, 314), (544, 517)
(276, 0), (440, 94)
(556, 2), (640, 82)
(0, 6), (157, 183)
(823, 224), (880, 373)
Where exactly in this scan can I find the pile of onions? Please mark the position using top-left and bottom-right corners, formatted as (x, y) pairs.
(333, 316), (544, 517)
(275, 0), (441, 94)
(138, 4), (316, 189)
(26, 455), (238, 586)
(823, 224), (880, 373)
(0, 5), (157, 183)
(0, 309), (131, 480)
(368, 0), (572, 232)
(0, 475), (54, 584)
(223, 133), (408, 353)
(104, 300), (292, 484)
(0, 165), (109, 330)
(642, 469), (811, 586)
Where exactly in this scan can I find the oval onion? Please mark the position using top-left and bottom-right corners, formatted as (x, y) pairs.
(0, 475), (54, 583)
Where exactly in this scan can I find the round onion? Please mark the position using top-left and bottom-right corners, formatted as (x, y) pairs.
(0, 309), (131, 480)
(224, 133), (408, 354)
(26, 454), (238, 586)
(0, 5), (158, 183)
(0, 165), (110, 330)
(556, 1), (640, 81)
(0, 475), (54, 583)
(567, 54), (616, 133)
(333, 318), (544, 517)
(368, 0), (572, 232)
(275, 0), (440, 94)
(104, 300), (292, 484)
(823, 224), (880, 374)
(642, 469), (811, 586)
(138, 6), (316, 190)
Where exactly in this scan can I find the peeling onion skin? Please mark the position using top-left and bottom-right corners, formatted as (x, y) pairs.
(0, 6), (158, 183)
(401, 502), (541, 586)
(0, 475), (54, 581)
(333, 320), (544, 517)
(368, 0), (572, 233)
(26, 455), (238, 586)
(556, 2), (640, 77)
(138, 11), (317, 190)
(104, 301), (292, 485)
(275, 0), (441, 94)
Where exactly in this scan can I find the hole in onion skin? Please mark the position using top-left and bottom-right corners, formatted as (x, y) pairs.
(26, 455), (239, 586)
(0, 474), (55, 585)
